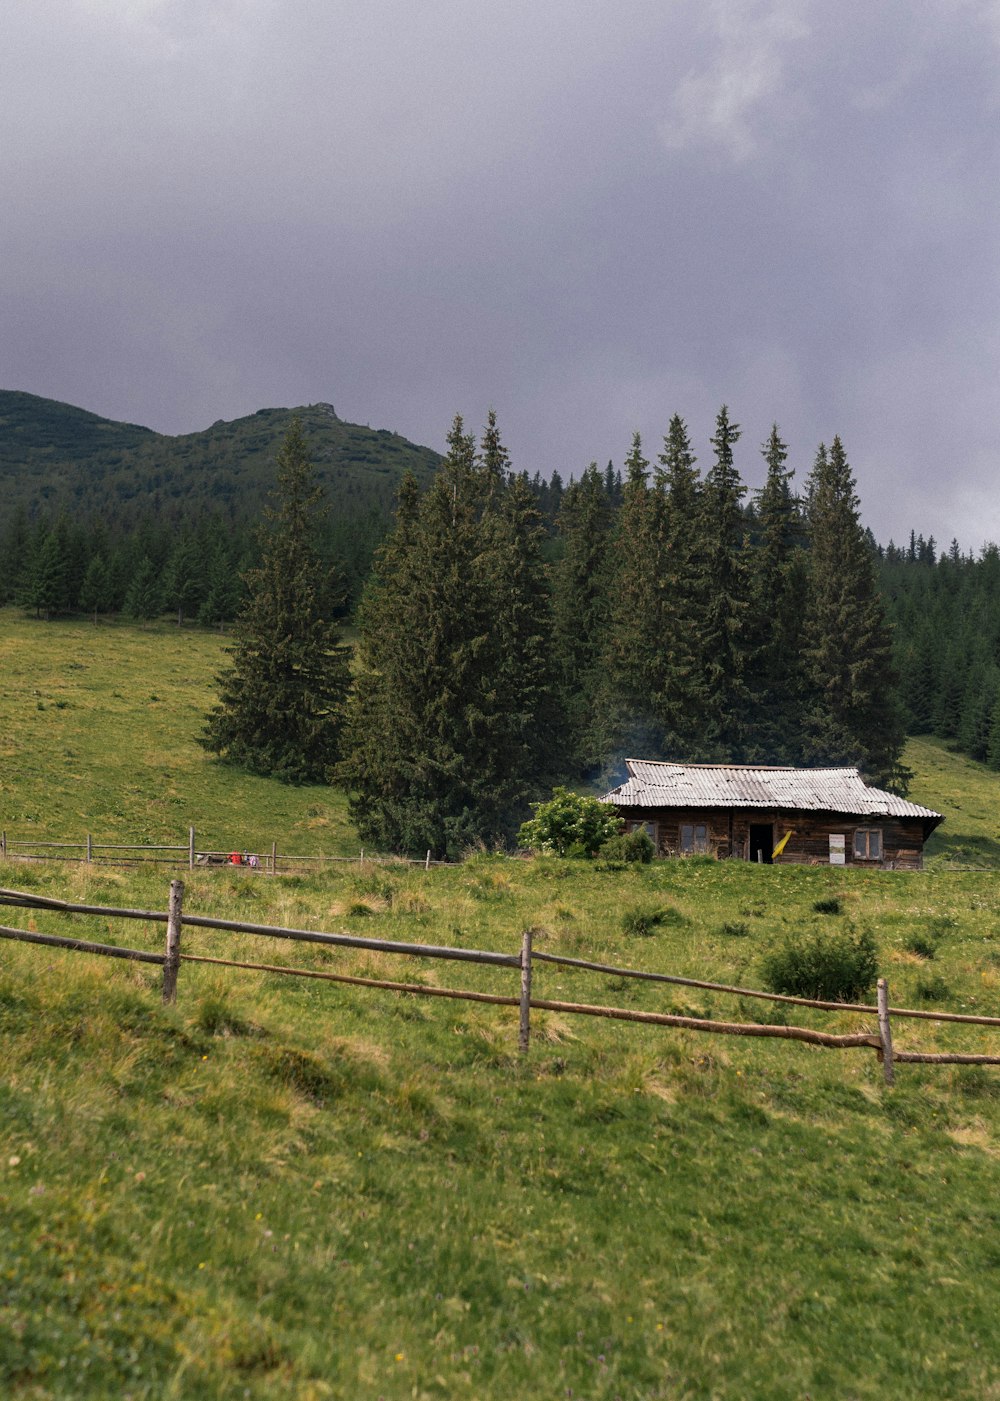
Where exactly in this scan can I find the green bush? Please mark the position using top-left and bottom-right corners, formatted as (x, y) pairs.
(760, 926), (878, 1003)
(813, 897), (843, 916)
(598, 829), (655, 866)
(196, 995), (265, 1040)
(518, 787), (623, 857)
(904, 931), (938, 959)
(914, 974), (951, 1002)
(622, 907), (667, 937)
(720, 920), (751, 938)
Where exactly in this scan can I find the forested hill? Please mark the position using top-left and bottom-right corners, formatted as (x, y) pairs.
(0, 390), (441, 526)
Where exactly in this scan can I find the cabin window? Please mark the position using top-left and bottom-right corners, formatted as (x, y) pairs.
(680, 823), (708, 854)
(854, 828), (883, 861)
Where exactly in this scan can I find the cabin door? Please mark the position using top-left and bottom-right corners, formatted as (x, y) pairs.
(749, 823), (773, 864)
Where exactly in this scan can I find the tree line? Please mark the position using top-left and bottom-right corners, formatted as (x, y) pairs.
(881, 536), (1000, 769)
(0, 509), (252, 627)
(201, 410), (906, 857)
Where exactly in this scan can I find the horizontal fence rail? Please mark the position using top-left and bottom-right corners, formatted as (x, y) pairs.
(532, 949), (1000, 1028)
(0, 924), (166, 965)
(0, 828), (454, 873)
(1, 883), (999, 1083)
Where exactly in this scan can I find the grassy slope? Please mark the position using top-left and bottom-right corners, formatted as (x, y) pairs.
(907, 735), (1000, 867)
(3, 616), (1000, 1397)
(0, 611), (355, 855)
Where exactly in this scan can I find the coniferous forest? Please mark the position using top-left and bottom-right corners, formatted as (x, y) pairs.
(4, 392), (996, 855)
(199, 407), (912, 855)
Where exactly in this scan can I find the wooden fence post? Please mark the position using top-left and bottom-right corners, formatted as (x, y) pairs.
(425, 849), (431, 871)
(270, 840), (277, 876)
(1, 830), (5, 859)
(877, 977), (894, 1086)
(519, 927), (533, 1055)
(86, 833), (92, 864)
(162, 879), (184, 1005)
(189, 827), (195, 872)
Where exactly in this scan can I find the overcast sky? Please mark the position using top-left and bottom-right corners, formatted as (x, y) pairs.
(2, 0), (998, 547)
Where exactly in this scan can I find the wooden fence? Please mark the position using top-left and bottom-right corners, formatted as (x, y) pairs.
(0, 828), (453, 873)
(2, 881), (1000, 1084)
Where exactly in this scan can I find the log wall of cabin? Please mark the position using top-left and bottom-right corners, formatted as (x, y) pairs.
(620, 809), (928, 869)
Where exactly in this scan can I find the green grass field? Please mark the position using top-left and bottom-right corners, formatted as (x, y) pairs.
(3, 611), (1000, 1398)
(0, 611), (355, 855)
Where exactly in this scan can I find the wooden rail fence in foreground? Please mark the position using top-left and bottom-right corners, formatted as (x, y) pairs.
(2, 882), (999, 1085)
(0, 828), (453, 873)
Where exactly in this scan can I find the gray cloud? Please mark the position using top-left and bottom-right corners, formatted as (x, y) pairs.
(2, 0), (998, 547)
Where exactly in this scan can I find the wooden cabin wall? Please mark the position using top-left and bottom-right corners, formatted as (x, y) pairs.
(621, 809), (928, 869)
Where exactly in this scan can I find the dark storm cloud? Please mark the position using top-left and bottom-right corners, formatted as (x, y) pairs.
(2, 0), (998, 547)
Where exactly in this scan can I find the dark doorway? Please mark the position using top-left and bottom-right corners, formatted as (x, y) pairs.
(749, 823), (773, 864)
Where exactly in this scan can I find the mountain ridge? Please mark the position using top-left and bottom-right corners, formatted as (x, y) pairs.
(0, 389), (442, 526)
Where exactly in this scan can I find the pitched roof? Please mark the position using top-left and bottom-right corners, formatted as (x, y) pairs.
(600, 760), (943, 825)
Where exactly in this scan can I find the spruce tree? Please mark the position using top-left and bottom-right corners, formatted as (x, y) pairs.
(802, 436), (906, 787)
(79, 553), (111, 624)
(654, 414), (707, 754)
(0, 507), (31, 605)
(746, 425), (807, 761)
(486, 467), (565, 785)
(696, 406), (751, 758)
(598, 433), (665, 764)
(987, 694), (1000, 771)
(28, 519), (71, 620)
(551, 463), (614, 771)
(341, 413), (560, 855)
(163, 530), (206, 626)
(198, 533), (243, 630)
(200, 420), (349, 783)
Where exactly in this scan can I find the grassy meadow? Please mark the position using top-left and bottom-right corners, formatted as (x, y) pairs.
(0, 610), (355, 855)
(3, 610), (1000, 1398)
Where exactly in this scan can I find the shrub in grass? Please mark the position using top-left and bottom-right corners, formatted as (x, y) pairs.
(904, 931), (938, 959)
(598, 829), (655, 867)
(467, 871), (512, 900)
(760, 926), (878, 1002)
(955, 1065), (1000, 1098)
(354, 872), (396, 904)
(914, 974), (951, 1002)
(196, 994), (265, 1039)
(621, 907), (667, 937)
(720, 920), (751, 938)
(813, 897), (843, 916)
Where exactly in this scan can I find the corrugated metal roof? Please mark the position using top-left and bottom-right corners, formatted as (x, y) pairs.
(600, 760), (942, 822)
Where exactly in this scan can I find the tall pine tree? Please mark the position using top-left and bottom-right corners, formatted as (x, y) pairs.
(551, 463), (614, 772)
(653, 413), (707, 755)
(597, 433), (666, 765)
(341, 413), (560, 855)
(695, 406), (751, 758)
(745, 424), (808, 761)
(201, 420), (349, 783)
(802, 436), (906, 787)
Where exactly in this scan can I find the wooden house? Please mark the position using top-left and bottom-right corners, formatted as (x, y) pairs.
(600, 761), (943, 869)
